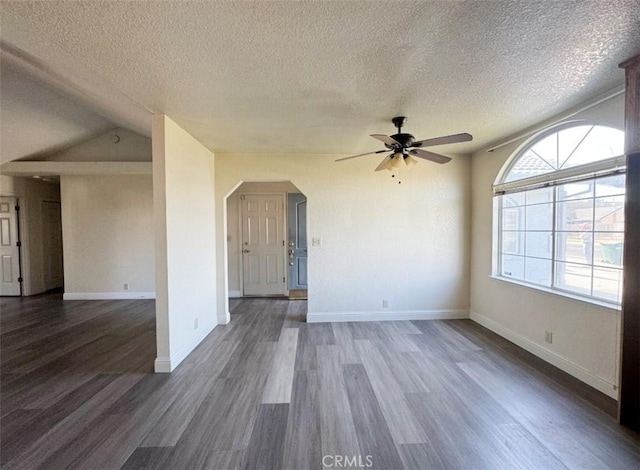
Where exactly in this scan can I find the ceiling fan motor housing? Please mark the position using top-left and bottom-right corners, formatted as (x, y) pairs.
(388, 133), (415, 148)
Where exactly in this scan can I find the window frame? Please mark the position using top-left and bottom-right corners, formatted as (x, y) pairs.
(493, 122), (625, 306)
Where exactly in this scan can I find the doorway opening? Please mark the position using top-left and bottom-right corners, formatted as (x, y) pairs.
(1, 178), (63, 297)
(226, 181), (308, 301)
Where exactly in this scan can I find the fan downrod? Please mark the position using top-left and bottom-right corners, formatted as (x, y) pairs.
(391, 116), (407, 133)
(390, 116), (414, 147)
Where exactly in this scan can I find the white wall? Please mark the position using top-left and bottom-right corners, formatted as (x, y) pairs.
(469, 94), (625, 398)
(153, 115), (217, 373)
(60, 174), (154, 299)
(215, 152), (471, 323)
(0, 174), (61, 295)
(46, 127), (151, 162)
(227, 181), (301, 296)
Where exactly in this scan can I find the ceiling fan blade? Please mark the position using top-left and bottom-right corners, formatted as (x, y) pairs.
(374, 154), (393, 171)
(371, 134), (400, 146)
(411, 133), (472, 148)
(410, 148), (452, 164)
(335, 149), (388, 162)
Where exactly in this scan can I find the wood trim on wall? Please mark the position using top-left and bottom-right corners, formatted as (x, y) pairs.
(618, 53), (640, 431)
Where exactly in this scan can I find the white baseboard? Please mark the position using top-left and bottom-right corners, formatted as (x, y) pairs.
(228, 290), (242, 298)
(154, 357), (172, 373)
(470, 311), (618, 399)
(154, 321), (217, 373)
(63, 291), (155, 300)
(307, 309), (469, 323)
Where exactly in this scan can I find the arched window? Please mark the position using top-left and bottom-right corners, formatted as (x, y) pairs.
(493, 122), (625, 304)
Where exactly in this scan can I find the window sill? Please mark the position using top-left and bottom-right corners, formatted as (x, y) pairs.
(488, 275), (622, 311)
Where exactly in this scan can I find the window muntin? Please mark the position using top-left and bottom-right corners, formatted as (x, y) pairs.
(495, 123), (625, 304)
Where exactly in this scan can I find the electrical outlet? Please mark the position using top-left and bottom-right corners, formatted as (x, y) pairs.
(544, 331), (553, 344)
(382, 300), (389, 308)
(123, 283), (129, 291)
(194, 318), (199, 329)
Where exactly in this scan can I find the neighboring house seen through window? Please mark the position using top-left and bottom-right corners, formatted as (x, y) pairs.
(493, 123), (625, 304)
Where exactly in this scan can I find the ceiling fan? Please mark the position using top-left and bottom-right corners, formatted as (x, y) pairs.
(335, 116), (472, 171)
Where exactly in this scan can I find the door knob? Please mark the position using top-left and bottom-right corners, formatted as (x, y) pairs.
(242, 249), (250, 253)
(288, 249), (294, 256)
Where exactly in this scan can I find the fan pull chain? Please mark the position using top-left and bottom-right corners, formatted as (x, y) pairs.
(391, 168), (402, 184)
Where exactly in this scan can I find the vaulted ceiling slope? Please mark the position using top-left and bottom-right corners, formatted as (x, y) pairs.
(0, 59), (115, 164)
(1, 0), (639, 160)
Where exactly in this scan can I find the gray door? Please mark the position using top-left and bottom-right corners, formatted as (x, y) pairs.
(287, 193), (307, 290)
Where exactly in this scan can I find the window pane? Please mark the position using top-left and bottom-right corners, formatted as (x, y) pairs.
(529, 133), (558, 170)
(558, 125), (592, 168)
(596, 174), (625, 198)
(502, 231), (524, 255)
(526, 187), (554, 205)
(555, 231), (588, 265)
(595, 232), (624, 267)
(594, 195), (625, 232)
(592, 266), (622, 302)
(526, 203), (553, 231)
(525, 231), (552, 259)
(556, 198), (594, 231)
(557, 181), (594, 201)
(562, 126), (625, 168)
(555, 261), (592, 297)
(504, 151), (555, 182)
(502, 206), (524, 231)
(503, 193), (525, 207)
(525, 257), (552, 286)
(501, 254), (525, 280)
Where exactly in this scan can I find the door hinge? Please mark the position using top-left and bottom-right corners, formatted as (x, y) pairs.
(18, 277), (23, 283)
(241, 195), (245, 200)
(282, 240), (285, 246)
(16, 241), (22, 247)
(283, 277), (285, 283)
(15, 205), (20, 212)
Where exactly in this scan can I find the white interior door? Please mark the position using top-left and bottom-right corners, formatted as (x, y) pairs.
(42, 201), (64, 290)
(0, 196), (21, 296)
(241, 193), (286, 296)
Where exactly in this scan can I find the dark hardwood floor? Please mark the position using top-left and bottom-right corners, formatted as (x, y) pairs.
(1, 293), (639, 469)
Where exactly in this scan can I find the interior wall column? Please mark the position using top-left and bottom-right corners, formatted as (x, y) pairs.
(619, 53), (640, 430)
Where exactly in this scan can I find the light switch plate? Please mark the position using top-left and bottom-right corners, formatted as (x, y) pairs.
(312, 237), (321, 246)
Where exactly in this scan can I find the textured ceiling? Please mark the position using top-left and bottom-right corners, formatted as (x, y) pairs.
(1, 0), (639, 159)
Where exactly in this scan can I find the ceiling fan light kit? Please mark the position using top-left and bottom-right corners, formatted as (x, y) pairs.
(335, 116), (473, 176)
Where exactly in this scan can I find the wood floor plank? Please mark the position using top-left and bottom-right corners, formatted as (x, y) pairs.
(342, 363), (405, 470)
(316, 345), (360, 460)
(331, 322), (362, 364)
(294, 325), (318, 371)
(4, 373), (144, 469)
(282, 370), (322, 470)
(262, 327), (299, 404)
(397, 443), (447, 470)
(355, 340), (428, 444)
(121, 447), (175, 469)
(159, 379), (229, 469)
(0, 373), (118, 465)
(140, 375), (218, 447)
(241, 403), (289, 470)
